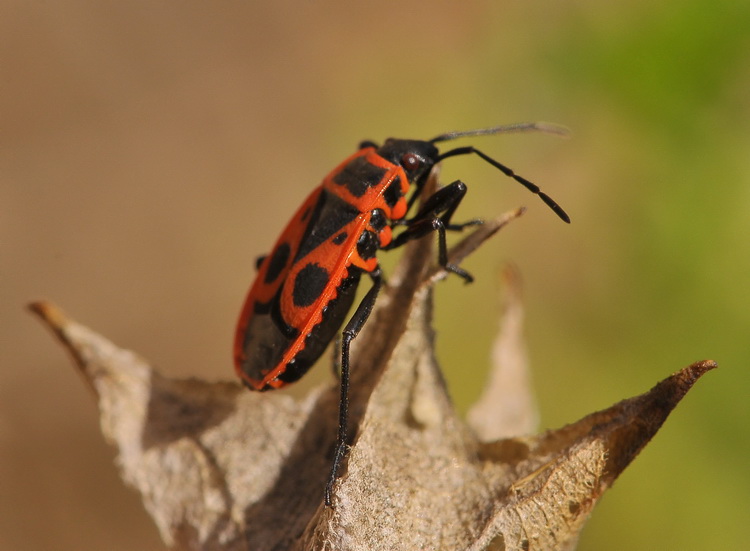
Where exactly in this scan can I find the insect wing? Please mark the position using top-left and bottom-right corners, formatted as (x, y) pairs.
(234, 186), (324, 388)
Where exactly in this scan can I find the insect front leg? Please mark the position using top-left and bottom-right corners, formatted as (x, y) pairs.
(325, 268), (383, 507)
(386, 180), (480, 283)
(415, 180), (483, 231)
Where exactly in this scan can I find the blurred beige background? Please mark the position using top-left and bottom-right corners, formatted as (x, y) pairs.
(2, 1), (748, 550)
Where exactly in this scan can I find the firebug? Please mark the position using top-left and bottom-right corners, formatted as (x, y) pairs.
(233, 122), (570, 505)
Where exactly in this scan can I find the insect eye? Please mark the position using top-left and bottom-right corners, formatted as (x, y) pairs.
(401, 153), (421, 171)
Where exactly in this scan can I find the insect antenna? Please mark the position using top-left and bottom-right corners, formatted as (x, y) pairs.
(431, 122), (571, 223)
(430, 121), (570, 143)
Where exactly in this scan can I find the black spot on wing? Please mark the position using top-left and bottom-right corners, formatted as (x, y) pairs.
(332, 156), (388, 197)
(263, 242), (291, 284)
(384, 177), (403, 207)
(294, 192), (360, 262)
(277, 270), (362, 385)
(292, 263), (330, 308)
(255, 254), (267, 271)
(333, 231), (348, 245)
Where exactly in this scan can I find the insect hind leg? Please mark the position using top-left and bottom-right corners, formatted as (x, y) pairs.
(325, 269), (383, 507)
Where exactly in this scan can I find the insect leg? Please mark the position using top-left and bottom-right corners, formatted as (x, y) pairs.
(386, 181), (478, 282)
(417, 183), (482, 231)
(390, 180), (477, 244)
(325, 268), (383, 507)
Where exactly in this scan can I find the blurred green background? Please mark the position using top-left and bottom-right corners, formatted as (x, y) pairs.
(2, 1), (748, 549)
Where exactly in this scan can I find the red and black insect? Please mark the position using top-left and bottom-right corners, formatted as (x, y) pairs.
(233, 122), (569, 505)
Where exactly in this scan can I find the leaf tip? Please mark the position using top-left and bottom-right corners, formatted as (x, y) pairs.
(28, 301), (80, 358)
(28, 300), (67, 328)
(655, 359), (718, 405)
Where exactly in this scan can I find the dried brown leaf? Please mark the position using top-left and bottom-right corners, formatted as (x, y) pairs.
(30, 193), (716, 550)
(467, 264), (538, 441)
